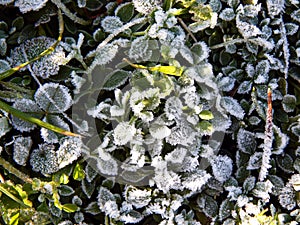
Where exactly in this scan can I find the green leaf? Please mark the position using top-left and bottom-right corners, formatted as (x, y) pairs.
(197, 120), (213, 134)
(59, 173), (69, 185)
(62, 203), (79, 213)
(9, 212), (19, 225)
(199, 110), (214, 120)
(102, 70), (130, 91)
(73, 163), (85, 181)
(58, 185), (75, 197)
(282, 94), (296, 112)
(116, 2), (134, 22)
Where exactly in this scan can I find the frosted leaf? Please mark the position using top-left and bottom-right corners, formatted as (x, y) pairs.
(165, 147), (187, 165)
(101, 16), (123, 34)
(13, 136), (32, 166)
(30, 144), (59, 174)
(70, 71), (86, 94)
(0, 117), (10, 138)
(84, 202), (100, 215)
(247, 152), (262, 170)
(124, 186), (152, 208)
(87, 101), (111, 120)
(236, 20), (261, 38)
(289, 174), (300, 191)
(149, 123), (171, 140)
(35, 83), (72, 113)
(191, 41), (210, 63)
(220, 96), (245, 119)
(128, 36), (152, 61)
(237, 80), (252, 94)
(268, 175), (285, 195)
(72, 195), (83, 206)
(219, 199), (234, 221)
(166, 122), (196, 146)
(58, 185), (75, 196)
(97, 187), (119, 218)
(252, 180), (273, 202)
(182, 170), (211, 192)
(273, 125), (289, 155)
(9, 37), (66, 78)
(77, 0), (86, 8)
(0, 0), (14, 4)
(85, 165), (97, 183)
(56, 137), (82, 169)
(14, 0), (48, 13)
(0, 60), (10, 74)
(243, 176), (256, 194)
(254, 60), (270, 84)
(97, 151), (118, 176)
(198, 194), (218, 218)
(0, 39), (7, 56)
(151, 168), (181, 193)
(291, 9), (300, 23)
(92, 44), (118, 65)
(41, 115), (70, 144)
(219, 8), (235, 21)
(267, 0), (285, 18)
(164, 96), (183, 120)
(285, 23), (299, 36)
(217, 76), (235, 92)
(132, 0), (161, 15)
(103, 70), (130, 91)
(212, 155), (233, 183)
(225, 186), (242, 201)
(180, 46), (194, 64)
(11, 99), (42, 132)
(279, 184), (296, 210)
(248, 116), (261, 125)
(113, 122), (136, 146)
(282, 94), (296, 112)
(82, 179), (96, 199)
(211, 111), (231, 132)
(277, 154), (294, 174)
(120, 210), (144, 224)
(189, 20), (211, 33)
(237, 129), (257, 154)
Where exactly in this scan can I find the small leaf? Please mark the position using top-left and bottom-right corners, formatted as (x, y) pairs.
(0, 116), (10, 138)
(212, 155), (233, 183)
(254, 60), (270, 84)
(58, 185), (75, 196)
(277, 154), (294, 173)
(243, 176), (256, 194)
(82, 179), (96, 199)
(9, 212), (19, 225)
(101, 16), (123, 33)
(199, 110), (214, 120)
(219, 8), (235, 21)
(219, 199), (234, 221)
(115, 2), (134, 22)
(102, 70), (130, 91)
(73, 163), (85, 181)
(291, 9), (300, 23)
(247, 152), (262, 170)
(62, 204), (78, 213)
(220, 96), (245, 119)
(237, 80), (252, 94)
(59, 173), (69, 185)
(282, 94), (296, 112)
(84, 201), (101, 215)
(237, 129), (257, 154)
(285, 23), (299, 35)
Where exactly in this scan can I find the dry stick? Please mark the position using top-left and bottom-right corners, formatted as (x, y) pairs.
(178, 18), (197, 43)
(0, 158), (33, 184)
(51, 0), (91, 25)
(259, 88), (273, 181)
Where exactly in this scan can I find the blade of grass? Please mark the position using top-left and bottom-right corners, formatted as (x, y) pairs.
(0, 99), (80, 137)
(0, 184), (29, 208)
(0, 10), (64, 81)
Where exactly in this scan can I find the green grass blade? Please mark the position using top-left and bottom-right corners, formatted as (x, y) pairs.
(0, 99), (80, 137)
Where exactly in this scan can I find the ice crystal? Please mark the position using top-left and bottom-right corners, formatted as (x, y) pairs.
(9, 37), (66, 78)
(13, 136), (32, 166)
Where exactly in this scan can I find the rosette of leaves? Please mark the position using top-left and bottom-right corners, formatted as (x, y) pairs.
(8, 36), (66, 79)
